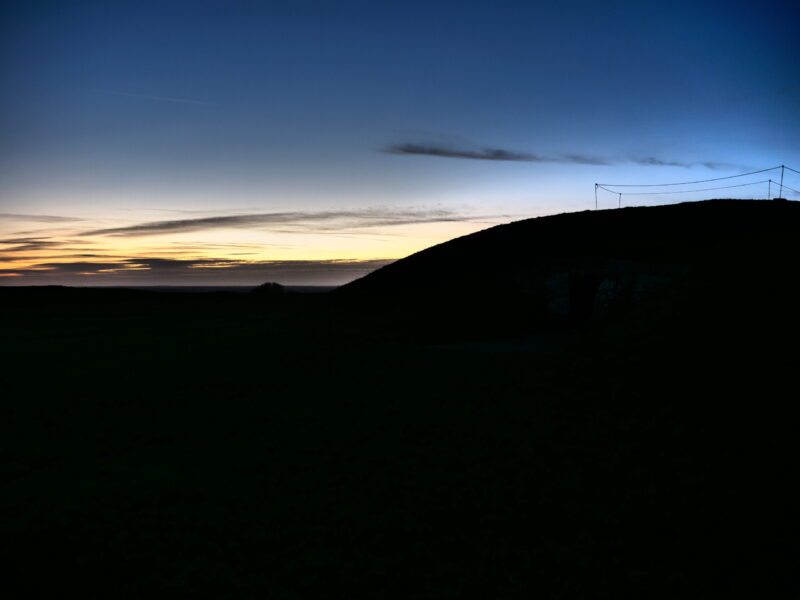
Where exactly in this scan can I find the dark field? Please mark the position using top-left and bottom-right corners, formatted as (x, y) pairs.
(1, 278), (799, 598)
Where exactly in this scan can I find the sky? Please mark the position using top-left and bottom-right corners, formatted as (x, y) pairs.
(2, 0), (799, 286)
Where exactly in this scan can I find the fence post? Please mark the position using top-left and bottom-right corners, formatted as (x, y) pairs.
(779, 165), (785, 198)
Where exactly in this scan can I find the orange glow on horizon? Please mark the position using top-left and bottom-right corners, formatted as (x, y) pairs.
(0, 206), (511, 284)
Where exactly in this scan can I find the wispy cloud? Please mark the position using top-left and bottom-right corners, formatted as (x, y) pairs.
(0, 213), (82, 223)
(630, 157), (744, 170)
(82, 208), (489, 237)
(23, 261), (128, 273)
(383, 143), (609, 165)
(630, 157), (689, 168)
(385, 142), (738, 170)
(96, 90), (215, 106)
(0, 237), (60, 253)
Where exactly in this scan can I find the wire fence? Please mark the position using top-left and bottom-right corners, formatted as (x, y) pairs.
(594, 164), (800, 209)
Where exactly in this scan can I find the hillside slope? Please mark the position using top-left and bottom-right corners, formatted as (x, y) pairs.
(339, 199), (800, 324)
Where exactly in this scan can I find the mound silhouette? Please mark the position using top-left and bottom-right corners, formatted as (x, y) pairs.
(339, 199), (800, 325)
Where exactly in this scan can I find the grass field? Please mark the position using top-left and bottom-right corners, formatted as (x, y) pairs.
(2, 282), (798, 598)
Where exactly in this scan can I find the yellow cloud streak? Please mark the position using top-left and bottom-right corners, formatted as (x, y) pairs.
(2, 220), (491, 271)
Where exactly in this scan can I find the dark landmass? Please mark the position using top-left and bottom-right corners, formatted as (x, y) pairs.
(342, 199), (800, 297)
(2, 200), (799, 597)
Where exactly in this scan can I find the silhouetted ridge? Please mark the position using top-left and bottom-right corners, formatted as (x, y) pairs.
(338, 200), (800, 325)
(341, 200), (797, 293)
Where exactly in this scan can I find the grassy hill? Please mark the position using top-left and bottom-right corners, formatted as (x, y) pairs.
(342, 199), (800, 295)
(337, 199), (800, 340)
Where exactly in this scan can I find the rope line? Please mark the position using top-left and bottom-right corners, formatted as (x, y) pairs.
(597, 166), (781, 187)
(593, 164), (799, 208)
(777, 182), (800, 195)
(597, 180), (770, 196)
(783, 165), (800, 176)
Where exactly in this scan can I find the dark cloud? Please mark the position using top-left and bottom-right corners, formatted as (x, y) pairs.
(385, 142), (738, 171)
(0, 237), (49, 243)
(0, 238), (60, 252)
(630, 157), (687, 168)
(30, 261), (126, 273)
(1, 257), (395, 286)
(1, 238), (103, 255)
(561, 154), (611, 166)
(0, 213), (82, 222)
(82, 208), (484, 237)
(46, 254), (122, 259)
(384, 143), (609, 165)
(696, 161), (743, 171)
(630, 157), (746, 171)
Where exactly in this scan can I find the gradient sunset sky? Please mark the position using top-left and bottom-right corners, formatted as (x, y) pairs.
(2, 0), (799, 285)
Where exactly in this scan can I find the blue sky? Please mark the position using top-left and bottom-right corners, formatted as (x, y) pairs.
(2, 0), (799, 284)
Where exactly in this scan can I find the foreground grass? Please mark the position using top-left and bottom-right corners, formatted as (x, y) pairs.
(1, 288), (798, 598)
